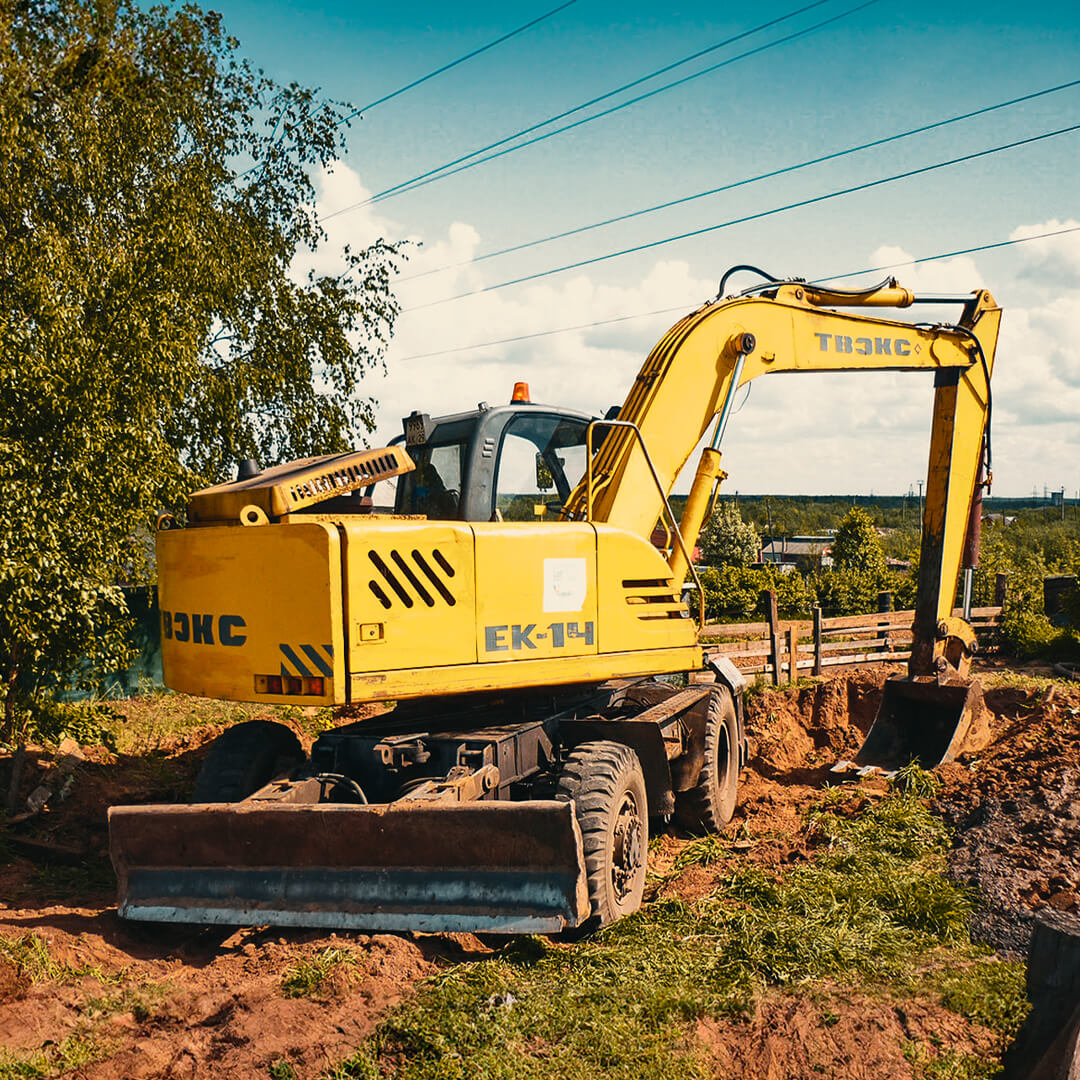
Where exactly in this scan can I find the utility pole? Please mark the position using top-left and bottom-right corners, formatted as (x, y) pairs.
(918, 481), (923, 536)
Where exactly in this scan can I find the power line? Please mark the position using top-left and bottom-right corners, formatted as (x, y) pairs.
(232, 3), (579, 184)
(399, 78), (1080, 283)
(345, 1), (581, 120)
(393, 223), (1080, 361)
(406, 122), (1080, 311)
(321, 0), (874, 220)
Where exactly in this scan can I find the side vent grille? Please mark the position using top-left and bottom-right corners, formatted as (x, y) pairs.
(621, 577), (687, 622)
(367, 548), (458, 610)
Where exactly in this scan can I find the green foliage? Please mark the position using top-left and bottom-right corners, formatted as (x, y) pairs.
(1000, 604), (1080, 661)
(831, 508), (887, 576)
(935, 959), (1030, 1037)
(698, 500), (760, 568)
(891, 761), (942, 799)
(281, 948), (357, 999)
(83, 982), (169, 1024)
(0, 1031), (105, 1080)
(699, 565), (813, 623)
(902, 1042), (1001, 1080)
(0, 932), (69, 983)
(0, 0), (399, 744)
(813, 567), (882, 617)
(673, 834), (726, 871)
(269, 1062), (300, 1080)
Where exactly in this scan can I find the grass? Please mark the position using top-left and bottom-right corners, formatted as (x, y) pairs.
(281, 948), (358, 999)
(323, 790), (1008, 1080)
(902, 1041), (1001, 1080)
(83, 981), (170, 1024)
(0, 1031), (107, 1080)
(0, 932), (71, 984)
(933, 958), (1029, 1037)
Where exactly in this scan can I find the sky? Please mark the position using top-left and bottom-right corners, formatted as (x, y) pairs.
(216, 0), (1078, 497)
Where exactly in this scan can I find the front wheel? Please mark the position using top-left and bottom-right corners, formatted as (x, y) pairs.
(675, 686), (739, 832)
(556, 740), (648, 929)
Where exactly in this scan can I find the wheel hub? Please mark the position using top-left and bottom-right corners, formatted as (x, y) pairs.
(610, 791), (643, 900)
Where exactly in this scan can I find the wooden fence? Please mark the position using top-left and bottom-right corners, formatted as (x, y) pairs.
(700, 588), (1003, 684)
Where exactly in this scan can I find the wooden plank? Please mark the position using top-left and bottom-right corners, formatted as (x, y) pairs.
(786, 626), (798, 684)
(821, 650), (912, 667)
(812, 606), (823, 677)
(819, 638), (896, 655)
(821, 610), (914, 631)
(700, 620), (770, 638)
(708, 642), (773, 659)
(820, 624), (913, 641)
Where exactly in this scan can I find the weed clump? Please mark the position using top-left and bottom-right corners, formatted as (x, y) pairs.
(281, 948), (357, 999)
(0, 933), (69, 984)
(934, 958), (1030, 1037)
(0, 1030), (105, 1080)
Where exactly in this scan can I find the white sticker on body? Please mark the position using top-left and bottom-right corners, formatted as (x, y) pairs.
(543, 557), (587, 613)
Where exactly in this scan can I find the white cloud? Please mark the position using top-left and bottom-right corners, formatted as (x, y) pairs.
(305, 169), (1080, 497)
(1010, 219), (1080, 285)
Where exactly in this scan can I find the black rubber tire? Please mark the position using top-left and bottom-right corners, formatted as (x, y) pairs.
(190, 720), (305, 803)
(556, 740), (648, 929)
(675, 686), (739, 833)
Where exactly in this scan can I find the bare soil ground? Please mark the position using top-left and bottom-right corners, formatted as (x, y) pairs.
(1, 668), (1077, 1079)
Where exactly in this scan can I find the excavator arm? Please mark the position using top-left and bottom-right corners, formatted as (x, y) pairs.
(569, 277), (1000, 690)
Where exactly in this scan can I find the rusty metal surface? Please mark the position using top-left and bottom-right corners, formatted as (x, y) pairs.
(853, 675), (983, 770)
(109, 800), (589, 933)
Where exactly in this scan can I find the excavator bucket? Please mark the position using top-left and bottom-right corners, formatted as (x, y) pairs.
(109, 800), (591, 934)
(851, 675), (986, 773)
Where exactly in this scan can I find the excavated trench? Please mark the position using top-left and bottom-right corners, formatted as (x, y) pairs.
(738, 671), (1080, 955)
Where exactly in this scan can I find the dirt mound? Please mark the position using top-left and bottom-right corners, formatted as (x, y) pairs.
(936, 681), (1080, 954)
(703, 989), (997, 1080)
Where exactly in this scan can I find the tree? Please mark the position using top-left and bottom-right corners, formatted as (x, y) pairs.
(698, 500), (760, 568)
(830, 508), (887, 576)
(0, 1), (399, 781)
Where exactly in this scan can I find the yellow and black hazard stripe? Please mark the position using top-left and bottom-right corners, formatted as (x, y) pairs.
(279, 643), (334, 678)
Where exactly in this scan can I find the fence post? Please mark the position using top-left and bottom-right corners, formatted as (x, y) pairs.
(878, 590), (893, 654)
(995, 572), (1009, 607)
(812, 606), (823, 676)
(786, 625), (798, 684)
(762, 589), (780, 686)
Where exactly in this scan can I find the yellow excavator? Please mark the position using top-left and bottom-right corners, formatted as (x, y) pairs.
(109, 269), (1000, 933)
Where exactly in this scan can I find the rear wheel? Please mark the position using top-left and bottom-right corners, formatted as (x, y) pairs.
(556, 740), (648, 929)
(191, 720), (305, 803)
(675, 686), (739, 832)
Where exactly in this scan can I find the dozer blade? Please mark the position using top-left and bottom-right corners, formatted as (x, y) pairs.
(109, 801), (590, 934)
(851, 675), (986, 772)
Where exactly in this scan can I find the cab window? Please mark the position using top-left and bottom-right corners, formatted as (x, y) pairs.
(494, 414), (588, 522)
(395, 441), (465, 519)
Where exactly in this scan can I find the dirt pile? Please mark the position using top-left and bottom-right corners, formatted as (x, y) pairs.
(937, 681), (1080, 954)
(701, 990), (996, 1080)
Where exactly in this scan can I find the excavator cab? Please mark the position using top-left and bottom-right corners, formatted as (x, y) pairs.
(380, 396), (597, 523)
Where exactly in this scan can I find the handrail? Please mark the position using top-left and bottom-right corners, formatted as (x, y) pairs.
(583, 418), (705, 629)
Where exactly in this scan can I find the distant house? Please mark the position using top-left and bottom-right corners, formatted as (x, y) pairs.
(760, 535), (833, 571)
(982, 513), (1016, 525)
